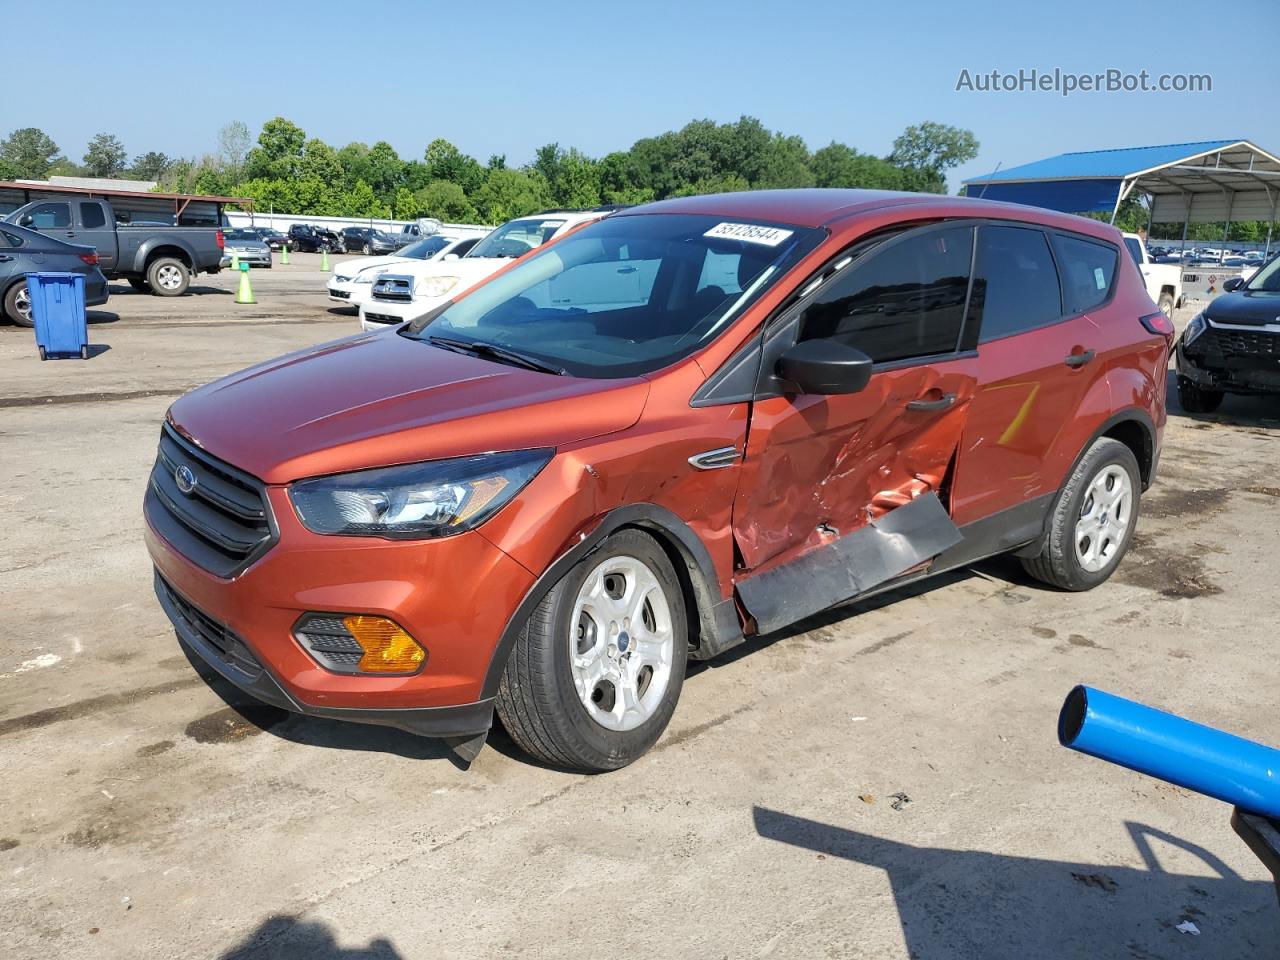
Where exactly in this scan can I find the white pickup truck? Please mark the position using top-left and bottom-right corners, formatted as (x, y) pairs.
(1123, 233), (1182, 318)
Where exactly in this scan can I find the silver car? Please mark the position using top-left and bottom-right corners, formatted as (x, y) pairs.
(221, 229), (273, 268)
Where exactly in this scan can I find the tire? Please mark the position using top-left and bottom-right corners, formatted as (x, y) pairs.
(79, 345), (88, 360)
(146, 257), (190, 297)
(128, 277), (150, 293)
(1177, 376), (1223, 414)
(4, 279), (33, 327)
(495, 529), (688, 772)
(1021, 438), (1142, 591)
(1157, 292), (1175, 318)
(362, 243), (372, 255)
(38, 345), (47, 361)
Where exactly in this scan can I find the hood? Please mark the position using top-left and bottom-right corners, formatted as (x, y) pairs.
(1205, 288), (1280, 327)
(392, 256), (508, 286)
(334, 254), (410, 277)
(167, 331), (649, 484)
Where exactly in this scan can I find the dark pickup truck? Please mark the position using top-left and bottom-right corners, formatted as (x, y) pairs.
(3, 197), (225, 296)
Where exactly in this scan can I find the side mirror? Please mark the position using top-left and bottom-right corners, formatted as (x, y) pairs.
(1223, 277), (1244, 292)
(776, 339), (874, 395)
(19, 214), (34, 227)
(442, 253), (460, 261)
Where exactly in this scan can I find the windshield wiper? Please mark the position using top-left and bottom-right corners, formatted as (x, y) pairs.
(425, 335), (566, 376)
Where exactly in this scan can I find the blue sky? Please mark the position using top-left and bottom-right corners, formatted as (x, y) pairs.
(5, 0), (1275, 190)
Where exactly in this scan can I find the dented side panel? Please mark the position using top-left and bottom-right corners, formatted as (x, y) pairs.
(731, 356), (978, 576)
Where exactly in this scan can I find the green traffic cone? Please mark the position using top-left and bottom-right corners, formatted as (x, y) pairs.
(235, 261), (256, 304)
(280, 242), (290, 265)
(321, 246), (330, 271)
(230, 249), (240, 269)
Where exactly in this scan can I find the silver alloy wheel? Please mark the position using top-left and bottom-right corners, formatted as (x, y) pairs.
(155, 263), (184, 290)
(568, 554), (675, 732)
(14, 283), (31, 322)
(1074, 464), (1133, 572)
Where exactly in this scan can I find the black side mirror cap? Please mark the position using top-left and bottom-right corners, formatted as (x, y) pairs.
(1222, 277), (1244, 292)
(19, 214), (34, 227)
(776, 339), (874, 395)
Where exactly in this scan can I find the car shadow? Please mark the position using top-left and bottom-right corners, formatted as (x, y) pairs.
(1165, 369), (1279, 428)
(328, 306), (359, 317)
(753, 806), (1279, 958)
(86, 310), (119, 325)
(180, 643), (465, 766)
(219, 916), (403, 959)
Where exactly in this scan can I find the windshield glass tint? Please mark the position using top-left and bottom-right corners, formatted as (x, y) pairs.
(467, 218), (567, 259)
(400, 236), (450, 259)
(1245, 256), (1280, 292)
(405, 214), (823, 378)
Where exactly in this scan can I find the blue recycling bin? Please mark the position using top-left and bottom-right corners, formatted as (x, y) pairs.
(27, 272), (88, 360)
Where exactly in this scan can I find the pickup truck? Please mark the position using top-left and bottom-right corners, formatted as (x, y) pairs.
(1123, 232), (1182, 318)
(4, 197), (224, 296)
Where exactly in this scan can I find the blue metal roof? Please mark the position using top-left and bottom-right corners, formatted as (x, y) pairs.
(962, 140), (1244, 185)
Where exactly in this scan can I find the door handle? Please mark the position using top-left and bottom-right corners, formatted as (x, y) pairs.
(906, 392), (957, 412)
(1064, 349), (1096, 368)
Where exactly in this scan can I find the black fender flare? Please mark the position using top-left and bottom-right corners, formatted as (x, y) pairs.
(133, 239), (197, 275)
(479, 504), (743, 699)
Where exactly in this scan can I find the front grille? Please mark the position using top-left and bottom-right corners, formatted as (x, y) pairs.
(371, 274), (413, 303)
(146, 424), (276, 578)
(156, 572), (262, 679)
(1200, 327), (1280, 360)
(330, 289), (351, 299)
(363, 312), (402, 325)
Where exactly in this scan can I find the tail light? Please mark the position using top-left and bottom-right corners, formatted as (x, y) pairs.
(216, 230), (225, 250)
(1140, 312), (1175, 345)
(78, 252), (98, 266)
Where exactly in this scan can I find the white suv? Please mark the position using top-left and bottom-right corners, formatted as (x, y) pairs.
(358, 209), (613, 331)
(328, 233), (485, 309)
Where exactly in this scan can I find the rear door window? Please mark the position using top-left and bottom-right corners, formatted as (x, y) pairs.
(79, 203), (107, 228)
(25, 202), (72, 228)
(1053, 234), (1119, 314)
(797, 225), (974, 363)
(970, 226), (1062, 343)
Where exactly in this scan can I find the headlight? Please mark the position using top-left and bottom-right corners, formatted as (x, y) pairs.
(1183, 313), (1207, 345)
(417, 276), (459, 299)
(289, 449), (552, 539)
(354, 269), (383, 284)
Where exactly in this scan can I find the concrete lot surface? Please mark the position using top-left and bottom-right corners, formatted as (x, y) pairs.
(1, 258), (1278, 958)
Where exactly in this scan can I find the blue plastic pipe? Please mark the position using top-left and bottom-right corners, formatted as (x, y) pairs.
(1059, 685), (1280, 819)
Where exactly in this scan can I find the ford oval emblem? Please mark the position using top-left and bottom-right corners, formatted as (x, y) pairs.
(175, 465), (197, 495)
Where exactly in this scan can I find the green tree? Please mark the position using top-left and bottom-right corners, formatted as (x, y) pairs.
(83, 133), (128, 178)
(365, 141), (404, 202)
(473, 168), (550, 224)
(1, 127), (62, 179)
(217, 121), (251, 180)
(416, 179), (477, 222)
(344, 179), (389, 218)
(812, 143), (907, 189)
(423, 138), (484, 193)
(336, 142), (371, 190)
(393, 186), (422, 220)
(300, 139), (343, 184)
(755, 134), (814, 189)
(130, 151), (171, 181)
(0, 156), (16, 180)
(888, 121), (979, 189)
(246, 117), (306, 180)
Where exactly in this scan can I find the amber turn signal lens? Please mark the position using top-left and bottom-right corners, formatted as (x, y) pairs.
(343, 615), (426, 674)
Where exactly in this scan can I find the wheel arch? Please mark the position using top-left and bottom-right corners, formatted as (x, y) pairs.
(479, 504), (742, 700)
(138, 243), (194, 274)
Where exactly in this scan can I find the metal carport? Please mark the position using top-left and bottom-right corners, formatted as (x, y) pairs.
(961, 140), (1280, 256)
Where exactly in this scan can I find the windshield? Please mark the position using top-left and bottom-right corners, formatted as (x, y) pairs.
(1244, 256), (1280, 292)
(404, 213), (823, 378)
(467, 218), (568, 260)
(397, 235), (451, 259)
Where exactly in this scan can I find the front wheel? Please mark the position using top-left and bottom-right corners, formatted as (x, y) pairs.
(362, 243), (372, 255)
(1177, 376), (1223, 414)
(1021, 438), (1142, 591)
(495, 529), (688, 771)
(3, 279), (33, 326)
(147, 257), (190, 297)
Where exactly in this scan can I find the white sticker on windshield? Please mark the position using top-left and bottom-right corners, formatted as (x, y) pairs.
(1094, 266), (1107, 289)
(704, 222), (795, 247)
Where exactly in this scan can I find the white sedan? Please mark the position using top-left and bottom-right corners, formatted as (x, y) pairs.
(327, 234), (483, 308)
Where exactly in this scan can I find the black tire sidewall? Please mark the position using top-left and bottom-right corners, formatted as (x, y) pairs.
(5, 280), (33, 327)
(1052, 440), (1142, 590)
(533, 530), (688, 768)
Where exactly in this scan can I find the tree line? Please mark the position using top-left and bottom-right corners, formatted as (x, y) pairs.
(0, 117), (980, 225)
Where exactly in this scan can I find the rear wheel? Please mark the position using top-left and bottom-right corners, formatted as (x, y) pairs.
(1021, 438), (1141, 591)
(1157, 292), (1175, 318)
(362, 243), (372, 255)
(1177, 376), (1223, 414)
(4, 279), (33, 327)
(496, 529), (688, 771)
(147, 257), (190, 297)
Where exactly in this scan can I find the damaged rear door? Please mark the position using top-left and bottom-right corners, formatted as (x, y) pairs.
(732, 222), (980, 634)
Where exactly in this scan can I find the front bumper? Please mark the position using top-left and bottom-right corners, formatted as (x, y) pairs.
(327, 278), (372, 306)
(359, 294), (449, 331)
(144, 475), (536, 727)
(1177, 331), (1280, 396)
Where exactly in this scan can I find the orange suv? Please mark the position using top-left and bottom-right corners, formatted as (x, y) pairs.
(145, 190), (1170, 771)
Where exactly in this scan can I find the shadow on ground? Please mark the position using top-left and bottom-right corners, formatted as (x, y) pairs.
(219, 916), (403, 959)
(754, 806), (1279, 958)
